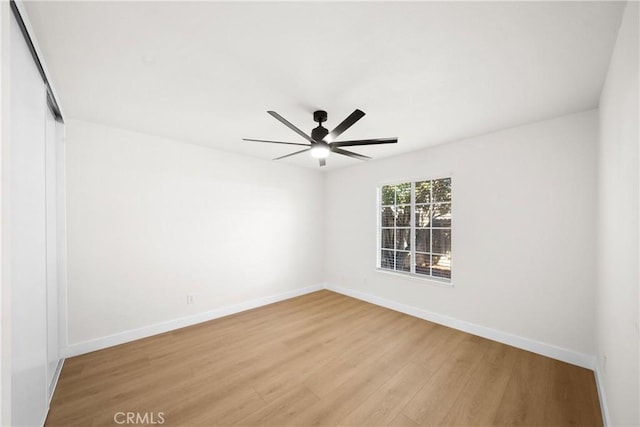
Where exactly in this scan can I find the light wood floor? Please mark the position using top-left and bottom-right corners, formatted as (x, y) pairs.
(46, 290), (602, 426)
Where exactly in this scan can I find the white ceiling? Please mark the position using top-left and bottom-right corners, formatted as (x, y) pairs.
(25, 1), (625, 170)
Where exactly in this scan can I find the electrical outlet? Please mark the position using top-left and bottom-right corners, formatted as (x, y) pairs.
(187, 294), (195, 305)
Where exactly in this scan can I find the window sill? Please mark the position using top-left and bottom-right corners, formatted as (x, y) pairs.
(375, 268), (454, 288)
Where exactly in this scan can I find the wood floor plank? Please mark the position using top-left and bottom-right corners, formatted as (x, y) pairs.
(302, 312), (415, 398)
(291, 318), (436, 426)
(388, 413), (421, 427)
(45, 290), (603, 426)
(337, 323), (456, 426)
(492, 349), (554, 426)
(544, 359), (604, 427)
(439, 340), (519, 425)
(252, 307), (398, 403)
(401, 335), (492, 425)
(338, 361), (427, 426)
(236, 384), (321, 426)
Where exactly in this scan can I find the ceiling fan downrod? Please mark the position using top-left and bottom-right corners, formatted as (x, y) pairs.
(311, 111), (329, 143)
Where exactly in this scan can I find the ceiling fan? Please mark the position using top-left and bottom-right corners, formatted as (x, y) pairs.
(243, 109), (398, 167)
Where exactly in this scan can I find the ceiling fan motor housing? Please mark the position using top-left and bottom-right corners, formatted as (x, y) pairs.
(311, 126), (329, 142)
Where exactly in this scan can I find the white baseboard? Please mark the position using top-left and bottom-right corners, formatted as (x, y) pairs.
(324, 283), (596, 370)
(594, 361), (611, 426)
(62, 284), (324, 357)
(63, 282), (596, 372)
(48, 359), (64, 403)
(42, 359), (65, 426)
(57, 281), (606, 422)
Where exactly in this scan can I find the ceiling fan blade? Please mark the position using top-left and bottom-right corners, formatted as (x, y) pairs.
(243, 138), (310, 147)
(273, 148), (311, 161)
(327, 109), (365, 142)
(267, 111), (315, 143)
(319, 158), (326, 167)
(332, 137), (398, 147)
(332, 147), (371, 161)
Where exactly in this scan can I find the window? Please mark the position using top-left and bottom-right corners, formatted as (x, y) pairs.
(379, 178), (452, 281)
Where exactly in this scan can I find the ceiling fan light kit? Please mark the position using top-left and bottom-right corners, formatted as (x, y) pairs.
(243, 109), (398, 167)
(310, 144), (330, 159)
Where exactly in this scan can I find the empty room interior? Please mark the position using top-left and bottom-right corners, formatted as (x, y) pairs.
(1, 1), (639, 426)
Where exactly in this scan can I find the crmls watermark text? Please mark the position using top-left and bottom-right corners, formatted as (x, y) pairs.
(113, 412), (165, 425)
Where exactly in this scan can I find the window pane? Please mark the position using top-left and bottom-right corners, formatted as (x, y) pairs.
(396, 205), (411, 227)
(415, 205), (431, 227)
(432, 268), (451, 279)
(415, 253), (431, 275)
(396, 182), (411, 204)
(416, 229), (430, 252)
(381, 250), (395, 269)
(381, 206), (395, 227)
(381, 185), (395, 205)
(432, 203), (451, 227)
(395, 251), (410, 272)
(381, 229), (394, 249)
(432, 229), (451, 254)
(415, 181), (431, 203)
(379, 178), (451, 281)
(433, 178), (451, 202)
(396, 229), (411, 250)
(432, 254), (451, 279)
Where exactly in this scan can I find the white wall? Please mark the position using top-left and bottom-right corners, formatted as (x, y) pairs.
(0, 1), (10, 424)
(325, 110), (598, 357)
(596, 2), (639, 425)
(65, 119), (324, 348)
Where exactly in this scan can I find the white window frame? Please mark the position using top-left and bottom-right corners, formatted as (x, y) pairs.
(376, 176), (453, 286)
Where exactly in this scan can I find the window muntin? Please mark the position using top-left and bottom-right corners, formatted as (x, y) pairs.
(379, 178), (451, 281)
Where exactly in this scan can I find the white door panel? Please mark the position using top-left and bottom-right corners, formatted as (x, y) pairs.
(10, 14), (48, 427)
